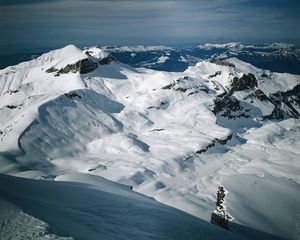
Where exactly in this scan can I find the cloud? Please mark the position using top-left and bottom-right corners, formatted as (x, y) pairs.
(0, 0), (62, 5)
(0, 0), (299, 54)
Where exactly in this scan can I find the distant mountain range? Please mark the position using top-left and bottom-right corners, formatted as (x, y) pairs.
(1, 42), (300, 74)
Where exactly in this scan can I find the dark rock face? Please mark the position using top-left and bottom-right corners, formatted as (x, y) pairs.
(6, 105), (18, 109)
(210, 186), (231, 230)
(208, 71), (222, 79)
(211, 212), (229, 230)
(4, 89), (19, 95)
(261, 73), (269, 78)
(196, 141), (216, 154)
(196, 135), (232, 154)
(162, 82), (178, 90)
(58, 58), (98, 74)
(265, 84), (300, 119)
(213, 94), (249, 119)
(46, 67), (58, 73)
(263, 107), (285, 120)
(64, 92), (82, 99)
(213, 79), (299, 121)
(162, 78), (209, 95)
(231, 73), (257, 91)
(214, 59), (235, 68)
(46, 58), (98, 75)
(99, 55), (116, 65)
(217, 135), (232, 145)
(254, 89), (269, 101)
(150, 128), (165, 132)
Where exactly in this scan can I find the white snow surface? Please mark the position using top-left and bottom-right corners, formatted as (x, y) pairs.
(0, 173), (241, 240)
(0, 45), (299, 239)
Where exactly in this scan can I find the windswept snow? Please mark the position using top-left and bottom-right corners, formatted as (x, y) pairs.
(0, 173), (241, 240)
(0, 198), (73, 240)
(224, 174), (300, 240)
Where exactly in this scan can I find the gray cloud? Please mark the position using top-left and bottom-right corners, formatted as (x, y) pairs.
(0, 0), (299, 54)
(0, 0), (62, 5)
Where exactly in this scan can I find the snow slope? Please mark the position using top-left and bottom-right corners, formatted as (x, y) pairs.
(0, 173), (241, 240)
(0, 44), (299, 239)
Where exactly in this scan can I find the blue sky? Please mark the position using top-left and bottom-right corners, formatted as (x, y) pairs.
(0, 0), (300, 54)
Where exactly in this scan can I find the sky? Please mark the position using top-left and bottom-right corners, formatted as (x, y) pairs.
(0, 0), (300, 54)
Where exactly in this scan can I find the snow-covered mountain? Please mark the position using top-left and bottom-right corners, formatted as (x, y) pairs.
(99, 42), (300, 74)
(0, 44), (299, 240)
(2, 42), (299, 74)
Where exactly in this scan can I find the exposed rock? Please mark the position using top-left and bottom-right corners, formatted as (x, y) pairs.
(231, 73), (257, 91)
(216, 186), (225, 207)
(6, 105), (18, 109)
(208, 71), (222, 79)
(261, 72), (269, 78)
(210, 186), (232, 230)
(216, 135), (232, 145)
(187, 91), (197, 96)
(254, 89), (269, 101)
(265, 84), (300, 119)
(99, 55), (116, 65)
(64, 92), (82, 99)
(214, 58), (235, 68)
(196, 141), (216, 154)
(162, 78), (209, 95)
(174, 87), (188, 92)
(211, 80), (220, 91)
(196, 135), (232, 154)
(88, 164), (107, 172)
(263, 107), (284, 120)
(46, 67), (58, 73)
(162, 83), (176, 90)
(5, 89), (19, 95)
(150, 128), (165, 132)
(213, 94), (248, 119)
(58, 58), (98, 74)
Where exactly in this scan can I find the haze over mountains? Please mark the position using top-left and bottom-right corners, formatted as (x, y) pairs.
(0, 43), (299, 239)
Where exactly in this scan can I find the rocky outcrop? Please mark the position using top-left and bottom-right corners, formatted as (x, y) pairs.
(253, 89), (269, 101)
(211, 186), (232, 230)
(264, 84), (300, 120)
(196, 135), (232, 154)
(213, 59), (235, 68)
(196, 141), (216, 154)
(217, 135), (232, 145)
(231, 73), (257, 91)
(213, 94), (249, 119)
(6, 105), (18, 109)
(64, 92), (82, 99)
(162, 77), (209, 94)
(263, 107), (285, 120)
(99, 55), (116, 65)
(58, 58), (98, 74)
(46, 58), (98, 75)
(46, 67), (59, 73)
(208, 71), (222, 79)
